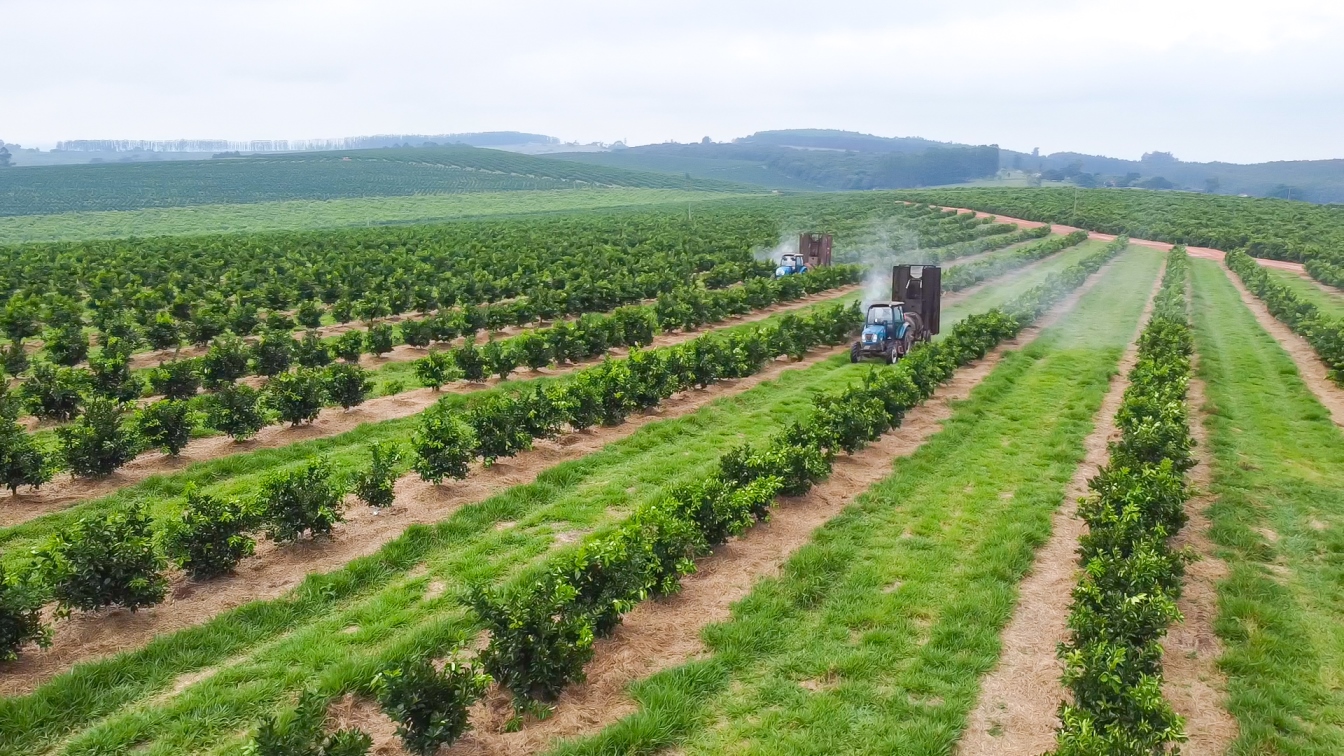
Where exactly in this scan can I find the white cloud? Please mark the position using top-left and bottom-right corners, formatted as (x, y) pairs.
(3, 0), (1342, 162)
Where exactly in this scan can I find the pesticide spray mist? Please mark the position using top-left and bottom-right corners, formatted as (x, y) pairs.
(843, 220), (924, 308)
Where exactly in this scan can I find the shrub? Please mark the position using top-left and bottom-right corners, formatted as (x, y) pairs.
(467, 394), (532, 464)
(0, 420), (52, 494)
(149, 359), (202, 401)
(352, 442), (403, 508)
(295, 330), (333, 368)
(251, 330), (294, 377)
(244, 689), (372, 756)
(45, 322), (89, 366)
(296, 299), (324, 329)
(470, 579), (595, 704)
(258, 459), (346, 542)
(36, 503), (167, 613)
(57, 397), (137, 477)
(201, 333), (251, 388)
(1, 341), (29, 377)
(21, 361), (86, 421)
(412, 402), (477, 483)
(136, 399), (196, 456)
(265, 369), (327, 425)
(324, 363), (373, 409)
(88, 343), (143, 402)
(400, 319), (433, 348)
(334, 330), (365, 362)
(144, 311), (181, 351)
(413, 350), (459, 391)
(483, 339), (519, 380)
(0, 563), (50, 660)
(513, 331), (552, 371)
(372, 656), (491, 755)
(207, 383), (267, 441)
(161, 487), (257, 578)
(452, 342), (487, 382)
(366, 323), (395, 357)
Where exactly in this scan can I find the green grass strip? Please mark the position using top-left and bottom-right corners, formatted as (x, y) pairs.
(1190, 259), (1344, 755)
(545, 248), (1163, 756)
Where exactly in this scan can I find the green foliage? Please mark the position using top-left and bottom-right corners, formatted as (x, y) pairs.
(88, 340), (143, 402)
(1052, 248), (1193, 755)
(44, 322), (89, 366)
(470, 579), (596, 704)
(412, 402), (477, 484)
(372, 656), (491, 755)
(483, 339), (519, 380)
(200, 333), (250, 388)
(0, 417), (52, 494)
(251, 329), (294, 377)
(148, 358), (201, 401)
(296, 299), (324, 329)
(135, 399), (195, 456)
(0, 563), (50, 660)
(20, 361), (86, 421)
(243, 689), (371, 756)
(258, 458), (346, 542)
(295, 330), (333, 368)
(206, 383), (267, 441)
(334, 330), (365, 362)
(413, 350), (458, 391)
(161, 486), (256, 579)
(265, 368), (327, 425)
(57, 397), (137, 477)
(352, 441), (403, 508)
(144, 311), (180, 351)
(36, 503), (167, 614)
(452, 342), (486, 382)
(366, 323), (395, 357)
(324, 363), (373, 409)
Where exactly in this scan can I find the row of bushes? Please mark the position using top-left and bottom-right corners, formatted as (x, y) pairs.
(0, 362), (376, 493)
(455, 235), (1130, 725)
(410, 302), (863, 482)
(942, 229), (1089, 292)
(1052, 248), (1194, 754)
(921, 223), (1052, 264)
(1, 269), (862, 491)
(1225, 249), (1344, 384)
(0, 454), (360, 659)
(0, 295), (861, 660)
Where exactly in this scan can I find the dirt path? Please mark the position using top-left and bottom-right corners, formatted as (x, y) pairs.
(0, 342), (865, 697)
(326, 250), (1129, 756)
(1, 288), (860, 528)
(1162, 365), (1238, 754)
(955, 255), (1166, 756)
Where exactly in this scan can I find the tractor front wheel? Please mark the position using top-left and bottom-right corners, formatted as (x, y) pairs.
(850, 343), (861, 363)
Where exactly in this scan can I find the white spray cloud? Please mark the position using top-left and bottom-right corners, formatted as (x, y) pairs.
(752, 232), (800, 264)
(838, 219), (924, 309)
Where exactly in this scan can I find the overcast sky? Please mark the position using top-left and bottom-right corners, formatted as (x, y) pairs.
(5, 0), (1343, 163)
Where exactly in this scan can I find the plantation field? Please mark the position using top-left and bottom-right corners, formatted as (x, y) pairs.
(0, 188), (738, 245)
(10, 183), (1344, 756)
(0, 146), (754, 218)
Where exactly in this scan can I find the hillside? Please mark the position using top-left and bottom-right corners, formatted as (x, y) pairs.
(0, 145), (754, 217)
(554, 131), (1001, 191)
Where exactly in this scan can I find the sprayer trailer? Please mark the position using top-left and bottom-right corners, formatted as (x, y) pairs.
(851, 264), (942, 363)
(774, 232), (833, 277)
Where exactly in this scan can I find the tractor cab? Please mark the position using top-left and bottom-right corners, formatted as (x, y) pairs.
(865, 302), (903, 327)
(774, 253), (808, 278)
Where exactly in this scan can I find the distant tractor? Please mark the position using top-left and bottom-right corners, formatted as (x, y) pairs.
(774, 232), (833, 277)
(851, 264), (942, 363)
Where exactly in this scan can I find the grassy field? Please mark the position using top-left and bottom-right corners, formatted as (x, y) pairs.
(1263, 266), (1344, 319)
(548, 247), (1163, 754)
(0, 188), (741, 244)
(0, 249), (1104, 755)
(1190, 258), (1344, 754)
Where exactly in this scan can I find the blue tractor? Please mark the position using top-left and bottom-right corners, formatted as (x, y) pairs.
(774, 253), (809, 278)
(774, 233), (832, 278)
(851, 264), (942, 363)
